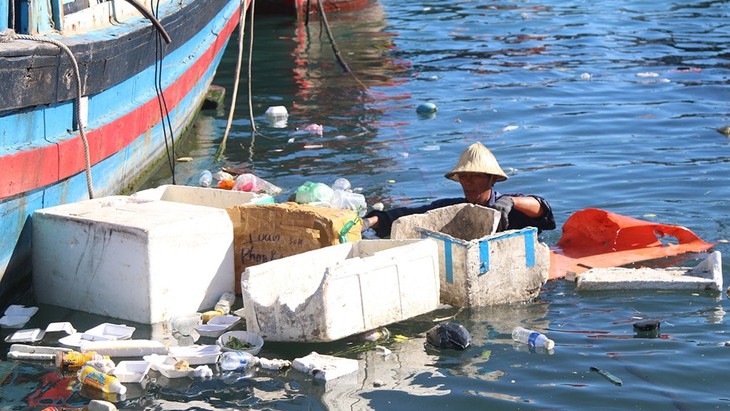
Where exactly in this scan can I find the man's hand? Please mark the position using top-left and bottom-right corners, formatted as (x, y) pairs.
(361, 216), (377, 232)
(491, 196), (513, 231)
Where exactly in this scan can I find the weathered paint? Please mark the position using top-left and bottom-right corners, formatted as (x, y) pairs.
(0, 1), (8, 31)
(0, 0), (242, 298)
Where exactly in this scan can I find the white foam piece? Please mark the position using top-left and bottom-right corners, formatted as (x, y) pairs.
(576, 251), (722, 291)
(80, 339), (168, 357)
(292, 352), (359, 381)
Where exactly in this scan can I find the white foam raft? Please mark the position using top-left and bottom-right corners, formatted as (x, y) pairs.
(574, 251), (722, 291)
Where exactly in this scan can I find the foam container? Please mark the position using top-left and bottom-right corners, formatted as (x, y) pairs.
(32, 196), (235, 324)
(131, 184), (273, 208)
(392, 203), (550, 306)
(241, 239), (440, 342)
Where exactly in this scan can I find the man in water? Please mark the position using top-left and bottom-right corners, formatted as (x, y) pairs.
(362, 141), (555, 237)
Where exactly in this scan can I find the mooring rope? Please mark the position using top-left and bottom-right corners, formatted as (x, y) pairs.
(219, 0), (249, 157)
(1, 30), (95, 199)
(313, 0), (367, 90)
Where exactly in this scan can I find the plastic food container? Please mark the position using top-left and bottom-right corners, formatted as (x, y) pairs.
(168, 345), (221, 365)
(216, 331), (264, 356)
(113, 360), (151, 383)
(194, 315), (241, 338)
(82, 323), (135, 341)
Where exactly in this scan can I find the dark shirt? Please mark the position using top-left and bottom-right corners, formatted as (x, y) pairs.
(364, 189), (555, 238)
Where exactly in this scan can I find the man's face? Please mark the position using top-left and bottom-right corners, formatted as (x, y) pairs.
(458, 173), (494, 205)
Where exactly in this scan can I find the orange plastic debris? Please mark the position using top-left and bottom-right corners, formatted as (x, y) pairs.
(549, 208), (714, 280)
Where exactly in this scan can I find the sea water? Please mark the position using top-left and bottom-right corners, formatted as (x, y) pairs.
(2, 0), (730, 409)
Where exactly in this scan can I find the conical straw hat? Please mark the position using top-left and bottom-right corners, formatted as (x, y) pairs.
(444, 142), (508, 182)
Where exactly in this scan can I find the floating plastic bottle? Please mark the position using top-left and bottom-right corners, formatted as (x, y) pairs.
(78, 365), (127, 395)
(199, 170), (213, 188)
(55, 351), (108, 370)
(512, 326), (554, 349)
(219, 351), (257, 371)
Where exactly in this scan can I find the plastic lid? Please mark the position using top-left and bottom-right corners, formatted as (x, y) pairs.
(543, 339), (555, 350)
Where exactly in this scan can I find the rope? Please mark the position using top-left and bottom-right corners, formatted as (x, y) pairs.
(2, 30), (95, 199)
(218, 0), (249, 157)
(313, 0), (367, 90)
(153, 0), (176, 184)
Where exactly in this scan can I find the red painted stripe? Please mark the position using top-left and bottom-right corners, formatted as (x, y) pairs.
(0, 4), (240, 200)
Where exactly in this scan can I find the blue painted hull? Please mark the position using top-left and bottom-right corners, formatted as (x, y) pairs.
(0, 0), (242, 299)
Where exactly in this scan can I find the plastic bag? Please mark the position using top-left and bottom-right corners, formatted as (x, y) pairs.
(295, 182), (334, 204)
(232, 174), (282, 196)
(426, 322), (471, 350)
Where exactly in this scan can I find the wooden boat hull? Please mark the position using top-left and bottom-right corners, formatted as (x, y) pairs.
(0, 0), (242, 299)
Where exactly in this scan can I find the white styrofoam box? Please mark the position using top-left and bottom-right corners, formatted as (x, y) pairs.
(242, 239), (440, 342)
(391, 203), (550, 307)
(575, 251), (723, 291)
(131, 184), (273, 208)
(32, 196), (234, 324)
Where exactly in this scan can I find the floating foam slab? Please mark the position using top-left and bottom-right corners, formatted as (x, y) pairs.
(32, 196), (234, 324)
(80, 339), (168, 357)
(575, 251), (722, 291)
(391, 203), (550, 306)
(242, 239), (440, 342)
(292, 352), (359, 381)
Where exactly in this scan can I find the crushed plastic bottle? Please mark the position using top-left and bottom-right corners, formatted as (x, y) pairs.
(214, 291), (236, 315)
(55, 351), (109, 370)
(199, 170), (213, 188)
(232, 173), (282, 195)
(219, 351), (258, 371)
(512, 326), (554, 349)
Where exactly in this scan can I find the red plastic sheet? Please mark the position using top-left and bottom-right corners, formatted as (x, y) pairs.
(549, 208), (715, 280)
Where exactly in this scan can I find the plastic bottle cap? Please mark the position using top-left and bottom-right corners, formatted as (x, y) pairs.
(543, 339), (555, 350)
(110, 380), (127, 395)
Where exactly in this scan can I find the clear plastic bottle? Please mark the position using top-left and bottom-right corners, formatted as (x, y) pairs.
(219, 351), (257, 371)
(214, 291), (236, 315)
(512, 326), (555, 349)
(78, 365), (127, 395)
(199, 170), (213, 188)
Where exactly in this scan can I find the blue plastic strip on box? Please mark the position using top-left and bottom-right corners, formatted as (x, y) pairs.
(479, 240), (490, 274)
(478, 228), (537, 274)
(420, 231), (455, 283)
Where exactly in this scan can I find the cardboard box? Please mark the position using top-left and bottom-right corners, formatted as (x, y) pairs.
(32, 196), (234, 324)
(241, 239), (439, 342)
(227, 203), (362, 294)
(391, 203), (549, 306)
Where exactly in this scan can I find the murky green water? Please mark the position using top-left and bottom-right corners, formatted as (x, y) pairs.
(3, 0), (730, 409)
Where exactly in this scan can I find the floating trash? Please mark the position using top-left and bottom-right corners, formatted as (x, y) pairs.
(503, 125), (519, 132)
(716, 125), (730, 136)
(590, 366), (622, 386)
(580, 73), (592, 80)
(636, 72), (659, 77)
(303, 124), (323, 135)
(416, 102), (438, 114)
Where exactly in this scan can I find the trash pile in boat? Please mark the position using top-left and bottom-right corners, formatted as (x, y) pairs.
(1, 172), (723, 408)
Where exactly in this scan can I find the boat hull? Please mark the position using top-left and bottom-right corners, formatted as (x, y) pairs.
(0, 0), (242, 300)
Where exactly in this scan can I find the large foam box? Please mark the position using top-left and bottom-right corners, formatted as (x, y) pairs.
(391, 203), (549, 306)
(227, 203), (362, 294)
(241, 239), (440, 342)
(131, 184), (274, 208)
(32, 196), (234, 324)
